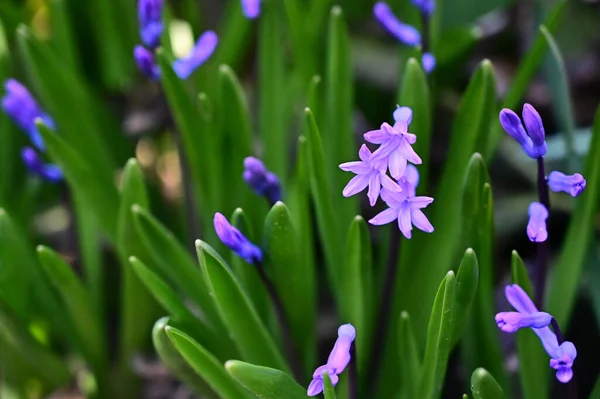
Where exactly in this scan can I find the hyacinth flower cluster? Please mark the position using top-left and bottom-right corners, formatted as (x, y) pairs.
(134, 0), (218, 80)
(340, 106), (434, 239)
(496, 285), (577, 383)
(243, 157), (282, 205)
(1, 80), (62, 182)
(373, 2), (436, 74)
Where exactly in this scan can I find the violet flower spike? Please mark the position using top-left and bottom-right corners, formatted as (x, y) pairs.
(369, 164), (434, 238)
(241, 0), (260, 19)
(499, 104), (547, 159)
(213, 213), (262, 264)
(307, 324), (356, 397)
(548, 171), (586, 197)
(243, 157), (282, 204)
(339, 144), (402, 206)
(138, 0), (163, 49)
(134, 45), (161, 80)
(373, 2), (421, 46)
(365, 107), (422, 180)
(173, 31), (218, 79)
(411, 0), (436, 15)
(527, 202), (548, 243)
(1, 79), (54, 151)
(21, 147), (63, 183)
(422, 52), (436, 74)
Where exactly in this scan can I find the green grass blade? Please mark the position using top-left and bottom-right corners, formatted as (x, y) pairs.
(226, 360), (307, 399)
(451, 249), (479, 346)
(323, 372), (337, 399)
(398, 312), (421, 399)
(470, 368), (505, 399)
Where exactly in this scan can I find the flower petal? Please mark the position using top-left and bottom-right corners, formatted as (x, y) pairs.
(505, 284), (538, 314)
(393, 106), (413, 132)
(388, 149), (408, 180)
(342, 174), (369, 197)
(369, 207), (398, 226)
(398, 208), (413, 238)
(339, 161), (370, 174)
(373, 2), (421, 46)
(367, 173), (381, 206)
(173, 31), (218, 79)
(364, 129), (390, 144)
(410, 209), (433, 233)
(555, 368), (573, 384)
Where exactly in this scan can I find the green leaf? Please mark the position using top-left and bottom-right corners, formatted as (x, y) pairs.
(307, 75), (323, 126)
(548, 106), (600, 324)
(435, 26), (481, 66)
(211, 1), (252, 70)
(511, 251), (549, 399)
(451, 249), (479, 346)
(36, 246), (106, 379)
(49, 0), (80, 75)
(152, 318), (220, 399)
(590, 374), (600, 399)
(196, 240), (289, 372)
(226, 360), (307, 399)
(166, 327), (250, 399)
(263, 202), (315, 373)
(418, 271), (456, 399)
(323, 372), (337, 399)
(398, 312), (421, 399)
(470, 368), (505, 399)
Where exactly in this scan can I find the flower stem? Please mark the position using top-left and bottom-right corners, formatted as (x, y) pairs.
(255, 261), (303, 382)
(348, 342), (358, 399)
(421, 12), (430, 54)
(535, 157), (550, 307)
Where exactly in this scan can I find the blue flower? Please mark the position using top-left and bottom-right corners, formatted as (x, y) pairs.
(527, 202), (548, 243)
(422, 52), (436, 74)
(134, 45), (161, 80)
(373, 2), (421, 46)
(411, 0), (435, 15)
(550, 342), (577, 384)
(499, 104), (547, 159)
(214, 212), (262, 264)
(173, 31), (218, 79)
(241, 0), (260, 19)
(21, 147), (63, 183)
(243, 157), (282, 204)
(548, 171), (586, 197)
(138, 0), (163, 49)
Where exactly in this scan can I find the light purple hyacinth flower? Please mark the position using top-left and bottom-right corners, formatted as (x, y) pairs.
(339, 144), (402, 206)
(364, 107), (422, 180)
(527, 202), (548, 242)
(214, 213), (262, 264)
(422, 52), (436, 74)
(243, 157), (281, 204)
(495, 311), (552, 333)
(173, 31), (218, 79)
(369, 165), (434, 238)
(307, 324), (356, 396)
(497, 284), (577, 383)
(411, 0), (436, 15)
(134, 45), (161, 80)
(138, 0), (163, 49)
(1, 79), (54, 151)
(499, 104), (547, 159)
(241, 0), (260, 19)
(21, 147), (63, 183)
(373, 2), (421, 46)
(548, 171), (586, 197)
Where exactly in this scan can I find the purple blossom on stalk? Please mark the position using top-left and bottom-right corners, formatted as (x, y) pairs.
(422, 52), (436, 74)
(243, 157), (282, 204)
(307, 324), (356, 396)
(548, 171), (586, 197)
(1, 79), (54, 151)
(373, 2), (421, 46)
(527, 202), (548, 243)
(214, 213), (262, 264)
(364, 107), (422, 180)
(138, 0), (163, 49)
(369, 164), (434, 238)
(134, 45), (161, 80)
(499, 104), (547, 159)
(21, 147), (63, 183)
(339, 144), (402, 206)
(241, 0), (260, 19)
(496, 284), (577, 383)
(411, 0), (436, 15)
(172, 31), (218, 79)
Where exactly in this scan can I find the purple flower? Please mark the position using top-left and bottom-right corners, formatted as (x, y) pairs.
(339, 144), (402, 206)
(138, 0), (163, 49)
(134, 45), (161, 80)
(412, 0), (435, 15)
(498, 284), (577, 383)
(21, 147), (63, 182)
(241, 0), (260, 19)
(422, 52), (436, 74)
(307, 324), (356, 396)
(364, 107), (422, 180)
(173, 31), (218, 79)
(527, 202), (548, 243)
(548, 171), (586, 197)
(373, 2), (421, 46)
(214, 213), (262, 264)
(243, 157), (282, 204)
(369, 165), (434, 238)
(1, 79), (54, 151)
(499, 104), (547, 159)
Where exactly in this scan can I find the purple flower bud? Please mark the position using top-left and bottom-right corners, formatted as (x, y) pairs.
(241, 0), (260, 19)
(550, 341), (577, 383)
(527, 202), (548, 242)
(214, 213), (262, 264)
(134, 45), (161, 80)
(2, 79), (54, 151)
(21, 147), (63, 182)
(173, 31), (218, 79)
(373, 2), (421, 46)
(522, 104), (545, 149)
(411, 0), (435, 15)
(499, 105), (547, 159)
(138, 0), (163, 49)
(243, 157), (282, 204)
(422, 52), (436, 74)
(495, 311), (552, 333)
(548, 171), (586, 197)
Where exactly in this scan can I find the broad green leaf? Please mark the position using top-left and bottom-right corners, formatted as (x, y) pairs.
(49, 0), (80, 75)
(167, 327), (250, 399)
(548, 107), (600, 324)
(226, 360), (307, 399)
(511, 251), (548, 399)
(152, 318), (220, 399)
(470, 368), (505, 399)
(284, 0), (315, 80)
(417, 271), (456, 399)
(450, 249), (479, 346)
(323, 372), (337, 399)
(196, 240), (289, 372)
(263, 202), (315, 373)
(398, 312), (421, 399)
(211, 1), (252, 70)
(36, 246), (106, 379)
